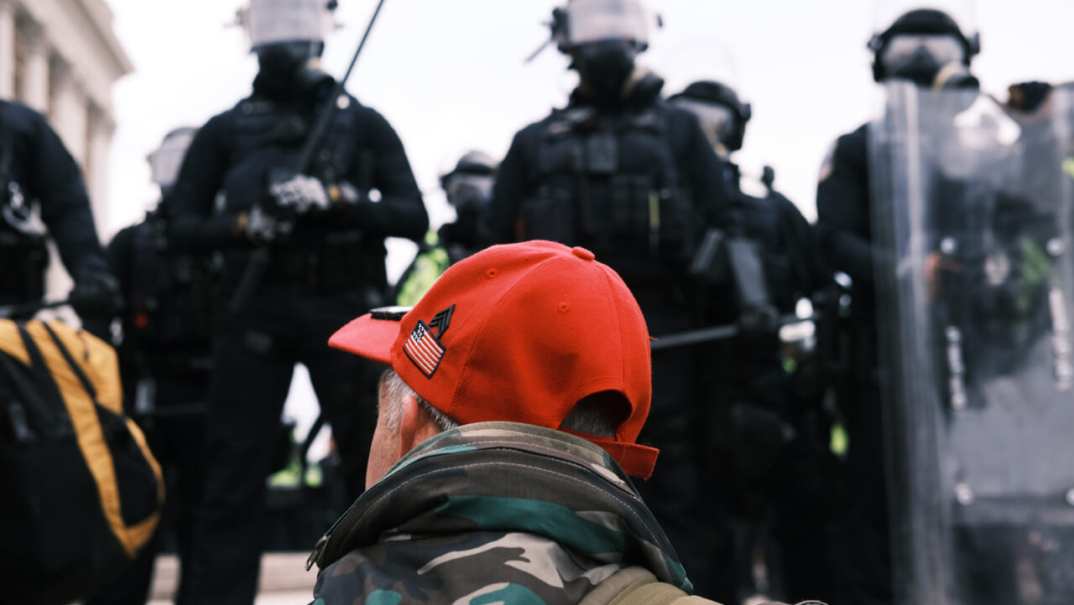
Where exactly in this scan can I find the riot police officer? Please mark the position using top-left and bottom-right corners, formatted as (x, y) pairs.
(395, 150), (497, 306)
(0, 98), (118, 325)
(670, 80), (835, 603)
(484, 0), (732, 598)
(814, 8), (981, 604)
(168, 1), (427, 602)
(88, 128), (207, 605)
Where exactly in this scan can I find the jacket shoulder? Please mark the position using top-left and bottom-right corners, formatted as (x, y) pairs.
(0, 100), (46, 124)
(580, 567), (722, 605)
(834, 122), (869, 161)
(0, 100), (51, 139)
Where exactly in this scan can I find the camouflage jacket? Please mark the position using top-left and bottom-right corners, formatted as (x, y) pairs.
(309, 422), (692, 604)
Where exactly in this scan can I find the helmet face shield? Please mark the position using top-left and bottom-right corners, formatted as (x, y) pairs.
(245, 0), (333, 50)
(561, 0), (652, 49)
(147, 129), (196, 189)
(443, 173), (495, 209)
(881, 34), (966, 73)
(672, 98), (738, 152)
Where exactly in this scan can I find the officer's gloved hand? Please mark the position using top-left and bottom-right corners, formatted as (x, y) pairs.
(70, 269), (122, 321)
(1008, 81), (1054, 114)
(236, 205), (290, 244)
(738, 303), (781, 336)
(269, 170), (330, 215)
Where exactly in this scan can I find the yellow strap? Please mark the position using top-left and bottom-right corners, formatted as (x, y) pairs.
(24, 320), (163, 557)
(0, 321), (30, 365)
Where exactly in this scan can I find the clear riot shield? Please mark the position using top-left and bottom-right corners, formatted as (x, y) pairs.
(870, 82), (1074, 605)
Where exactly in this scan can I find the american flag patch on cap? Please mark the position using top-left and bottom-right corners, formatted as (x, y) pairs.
(403, 321), (446, 378)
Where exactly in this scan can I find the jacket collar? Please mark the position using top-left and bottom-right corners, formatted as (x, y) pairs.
(310, 421), (690, 590)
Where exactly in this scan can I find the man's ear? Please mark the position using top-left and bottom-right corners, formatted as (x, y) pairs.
(398, 394), (444, 453)
(398, 393), (423, 455)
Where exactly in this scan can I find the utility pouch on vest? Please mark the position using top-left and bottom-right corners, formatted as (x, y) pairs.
(726, 237), (776, 324)
(691, 229), (777, 327)
(586, 132), (618, 175)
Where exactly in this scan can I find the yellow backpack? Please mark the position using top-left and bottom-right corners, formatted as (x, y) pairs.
(0, 319), (163, 605)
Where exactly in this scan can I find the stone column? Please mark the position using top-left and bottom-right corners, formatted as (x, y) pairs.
(87, 107), (113, 237)
(0, 0), (15, 98)
(18, 20), (50, 112)
(45, 61), (90, 302)
(48, 60), (88, 164)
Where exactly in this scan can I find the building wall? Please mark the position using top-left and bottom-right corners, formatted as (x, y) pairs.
(0, 0), (130, 297)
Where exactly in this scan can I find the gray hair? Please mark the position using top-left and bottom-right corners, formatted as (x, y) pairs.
(378, 371), (626, 439)
(559, 391), (627, 438)
(379, 370), (458, 432)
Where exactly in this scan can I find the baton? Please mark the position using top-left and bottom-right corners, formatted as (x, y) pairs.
(651, 313), (812, 352)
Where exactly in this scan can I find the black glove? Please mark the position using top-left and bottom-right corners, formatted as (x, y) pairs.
(1008, 81), (1053, 114)
(70, 268), (122, 321)
(235, 205), (292, 244)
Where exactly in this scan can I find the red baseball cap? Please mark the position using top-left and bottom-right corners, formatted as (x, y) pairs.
(329, 240), (659, 478)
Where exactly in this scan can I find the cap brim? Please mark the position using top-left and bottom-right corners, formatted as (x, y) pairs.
(328, 313), (401, 365)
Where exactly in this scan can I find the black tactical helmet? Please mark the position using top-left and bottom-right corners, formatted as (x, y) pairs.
(440, 150), (497, 186)
(669, 80), (752, 152)
(869, 8), (980, 82)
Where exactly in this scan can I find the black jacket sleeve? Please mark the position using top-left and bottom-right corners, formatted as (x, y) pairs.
(22, 108), (108, 280)
(168, 113), (240, 250)
(335, 107), (427, 241)
(815, 126), (876, 286)
(484, 127), (533, 245)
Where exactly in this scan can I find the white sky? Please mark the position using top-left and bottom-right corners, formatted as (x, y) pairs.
(101, 0), (1074, 435)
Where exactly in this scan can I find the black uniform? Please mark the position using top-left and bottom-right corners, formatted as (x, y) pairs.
(0, 100), (111, 310)
(486, 79), (733, 599)
(701, 163), (836, 602)
(88, 209), (214, 605)
(169, 74), (427, 604)
(815, 123), (893, 604)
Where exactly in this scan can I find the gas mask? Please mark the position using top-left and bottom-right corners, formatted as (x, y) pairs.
(572, 40), (639, 105)
(442, 173), (494, 246)
(880, 34), (967, 88)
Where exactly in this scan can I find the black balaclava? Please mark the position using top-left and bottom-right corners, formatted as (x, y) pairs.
(571, 39), (639, 107)
(255, 41), (331, 100)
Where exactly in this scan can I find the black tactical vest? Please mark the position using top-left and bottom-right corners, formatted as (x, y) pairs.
(519, 106), (694, 268)
(222, 96), (370, 218)
(218, 94), (383, 292)
(126, 217), (215, 367)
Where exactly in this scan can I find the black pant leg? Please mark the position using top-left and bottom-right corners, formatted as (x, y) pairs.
(181, 317), (294, 605)
(833, 377), (894, 605)
(156, 376), (209, 603)
(298, 292), (379, 502)
(637, 340), (735, 603)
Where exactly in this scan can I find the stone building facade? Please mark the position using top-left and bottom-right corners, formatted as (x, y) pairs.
(0, 0), (131, 295)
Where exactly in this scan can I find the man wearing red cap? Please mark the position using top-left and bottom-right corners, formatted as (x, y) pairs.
(307, 241), (720, 604)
